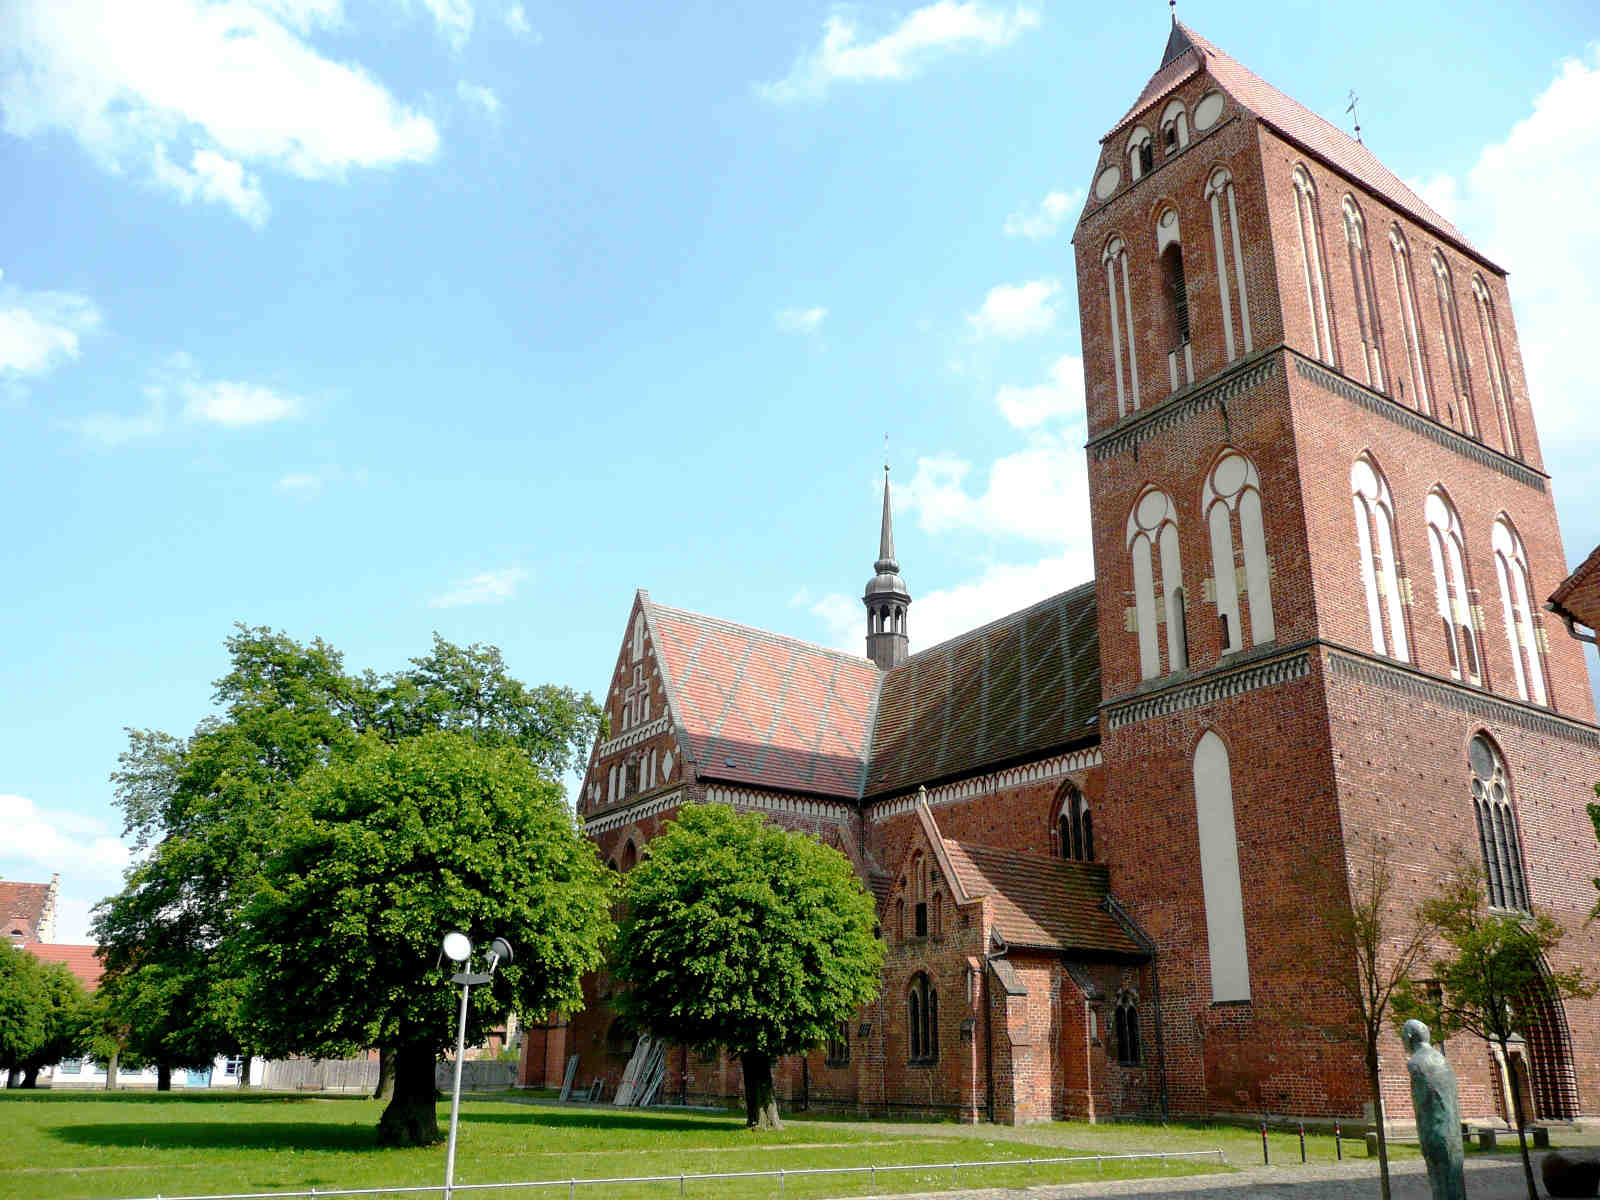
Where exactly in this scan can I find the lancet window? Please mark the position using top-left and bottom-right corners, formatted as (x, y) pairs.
(1424, 490), (1480, 684)
(1491, 517), (1547, 706)
(1205, 168), (1253, 363)
(1126, 488), (1186, 679)
(1350, 457), (1409, 661)
(1202, 451), (1273, 653)
(1389, 227), (1433, 414)
(1103, 236), (1140, 417)
(1291, 166), (1336, 365)
(1342, 197), (1387, 390)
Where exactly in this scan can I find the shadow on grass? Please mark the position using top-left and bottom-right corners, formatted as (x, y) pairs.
(2, 1090), (373, 1105)
(47, 1120), (392, 1154)
(459, 1109), (740, 1134)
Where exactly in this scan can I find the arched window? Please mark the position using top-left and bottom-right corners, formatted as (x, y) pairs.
(909, 973), (938, 1063)
(1491, 517), (1548, 706)
(896, 897), (905, 943)
(1103, 236), (1140, 417)
(1205, 168), (1253, 362)
(1156, 208), (1192, 391)
(1114, 992), (1142, 1064)
(911, 852), (928, 936)
(1342, 197), (1387, 390)
(1471, 276), (1520, 457)
(1388, 227), (1433, 414)
(631, 612), (645, 662)
(1431, 252), (1477, 435)
(932, 891), (943, 937)
(620, 839), (637, 872)
(1057, 783), (1093, 861)
(1469, 735), (1529, 912)
(1126, 488), (1186, 679)
(1291, 166), (1336, 365)
(607, 763), (618, 803)
(1159, 99), (1188, 154)
(1127, 127), (1153, 180)
(1424, 490), (1481, 684)
(1203, 451), (1274, 653)
(1350, 457), (1409, 661)
(1193, 731), (1251, 1002)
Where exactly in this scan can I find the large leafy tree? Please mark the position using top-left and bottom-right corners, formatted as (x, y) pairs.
(241, 730), (613, 1146)
(0, 945), (47, 1086)
(7, 957), (93, 1088)
(1396, 861), (1595, 1200)
(613, 804), (883, 1129)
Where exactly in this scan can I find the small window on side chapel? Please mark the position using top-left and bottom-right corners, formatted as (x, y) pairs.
(1058, 784), (1094, 861)
(1114, 993), (1141, 1065)
(825, 1022), (850, 1067)
(908, 973), (939, 1064)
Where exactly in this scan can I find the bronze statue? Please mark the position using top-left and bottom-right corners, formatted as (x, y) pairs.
(1403, 1019), (1467, 1200)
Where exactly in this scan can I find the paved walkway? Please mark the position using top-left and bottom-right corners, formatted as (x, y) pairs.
(867, 1154), (1552, 1199)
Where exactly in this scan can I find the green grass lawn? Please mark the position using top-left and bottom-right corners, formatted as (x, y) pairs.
(0, 1090), (1238, 1200)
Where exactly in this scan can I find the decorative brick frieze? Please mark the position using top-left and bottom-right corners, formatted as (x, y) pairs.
(583, 788), (683, 835)
(702, 785), (856, 824)
(593, 715), (671, 759)
(1088, 353), (1279, 462)
(867, 747), (1103, 824)
(1105, 650), (1313, 730)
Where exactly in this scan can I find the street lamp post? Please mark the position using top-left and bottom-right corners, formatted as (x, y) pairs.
(440, 932), (512, 1200)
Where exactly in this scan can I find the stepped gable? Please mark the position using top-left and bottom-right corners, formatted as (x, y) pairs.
(941, 841), (1144, 958)
(1101, 20), (1485, 266)
(646, 599), (882, 799)
(866, 583), (1099, 798)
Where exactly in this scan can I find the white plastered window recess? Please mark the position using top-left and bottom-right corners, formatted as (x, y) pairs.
(1431, 251), (1477, 436)
(1103, 236), (1140, 417)
(1350, 457), (1409, 662)
(1127, 487), (1187, 679)
(1156, 208), (1193, 391)
(1491, 516), (1548, 706)
(1202, 451), (1273, 653)
(1389, 227), (1432, 415)
(1471, 275), (1520, 458)
(1291, 166), (1336, 365)
(1342, 197), (1387, 391)
(1160, 99), (1189, 154)
(1127, 127), (1154, 181)
(1205, 167), (1252, 363)
(1424, 490), (1480, 684)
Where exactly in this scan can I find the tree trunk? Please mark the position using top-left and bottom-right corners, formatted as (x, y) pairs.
(373, 1047), (397, 1101)
(1366, 1047), (1392, 1200)
(4, 1070), (20, 1089)
(157, 1064), (172, 1092)
(739, 1053), (782, 1130)
(22, 1065), (41, 1088)
(1505, 1046), (1538, 1200)
(377, 1041), (441, 1146)
(105, 1051), (119, 1091)
(239, 1054), (254, 1089)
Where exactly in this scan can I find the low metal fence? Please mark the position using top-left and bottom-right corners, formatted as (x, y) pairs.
(117, 1148), (1228, 1200)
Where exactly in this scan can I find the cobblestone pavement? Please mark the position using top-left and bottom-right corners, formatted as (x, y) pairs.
(863, 1153), (1552, 1199)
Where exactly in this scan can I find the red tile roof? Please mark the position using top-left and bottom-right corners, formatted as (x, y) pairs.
(941, 841), (1144, 958)
(1102, 21), (1488, 268)
(21, 943), (104, 991)
(866, 584), (1099, 797)
(1548, 543), (1600, 634)
(2, 881), (53, 942)
(645, 598), (882, 799)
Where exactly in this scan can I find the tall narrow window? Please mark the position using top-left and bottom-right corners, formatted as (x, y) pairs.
(1156, 208), (1192, 391)
(1469, 735), (1529, 912)
(1114, 993), (1142, 1064)
(1431, 252), (1477, 436)
(1389, 227), (1433, 414)
(1205, 168), (1252, 362)
(1424, 490), (1480, 684)
(1350, 457), (1410, 661)
(1127, 127), (1153, 181)
(1193, 732), (1251, 1002)
(1491, 517), (1548, 706)
(1058, 784), (1093, 861)
(1203, 451), (1274, 652)
(1471, 276), (1520, 457)
(1126, 488), (1186, 678)
(1291, 166), (1336, 365)
(631, 612), (645, 661)
(908, 974), (938, 1063)
(1103, 236), (1140, 417)
(1342, 197), (1387, 390)
(1159, 99), (1189, 153)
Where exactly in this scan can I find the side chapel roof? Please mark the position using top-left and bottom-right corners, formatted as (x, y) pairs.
(1548, 542), (1600, 635)
(1101, 20), (1489, 269)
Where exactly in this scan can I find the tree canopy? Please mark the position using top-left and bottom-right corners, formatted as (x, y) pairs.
(241, 729), (614, 1145)
(0, 949), (93, 1087)
(613, 804), (883, 1128)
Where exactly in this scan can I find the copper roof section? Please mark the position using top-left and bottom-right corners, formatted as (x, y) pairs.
(1548, 543), (1600, 634)
(866, 583), (1099, 797)
(22, 943), (105, 991)
(646, 598), (882, 799)
(942, 841), (1144, 958)
(1100, 21), (1488, 268)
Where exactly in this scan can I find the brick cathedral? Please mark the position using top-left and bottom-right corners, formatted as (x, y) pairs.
(522, 20), (1600, 1126)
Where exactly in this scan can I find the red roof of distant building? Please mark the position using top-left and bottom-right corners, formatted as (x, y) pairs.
(21, 943), (104, 991)
(2, 880), (54, 942)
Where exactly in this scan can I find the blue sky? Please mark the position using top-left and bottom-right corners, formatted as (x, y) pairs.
(4, 1), (1600, 940)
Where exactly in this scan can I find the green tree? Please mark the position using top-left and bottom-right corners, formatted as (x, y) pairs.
(9, 958), (93, 1088)
(613, 804), (883, 1129)
(241, 730), (613, 1146)
(1396, 861), (1595, 1200)
(0, 946), (47, 1086)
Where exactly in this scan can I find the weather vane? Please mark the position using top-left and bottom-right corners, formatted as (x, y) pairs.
(1347, 89), (1363, 143)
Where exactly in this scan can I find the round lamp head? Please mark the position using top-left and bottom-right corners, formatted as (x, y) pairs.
(442, 931), (472, 963)
(489, 937), (514, 967)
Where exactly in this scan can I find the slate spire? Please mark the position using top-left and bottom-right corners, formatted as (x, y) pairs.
(863, 464), (911, 670)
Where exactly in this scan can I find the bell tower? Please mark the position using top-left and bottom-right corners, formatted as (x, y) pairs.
(864, 465), (910, 670)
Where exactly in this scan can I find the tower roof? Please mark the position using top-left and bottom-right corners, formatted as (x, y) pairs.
(866, 466), (909, 599)
(1101, 19), (1493, 270)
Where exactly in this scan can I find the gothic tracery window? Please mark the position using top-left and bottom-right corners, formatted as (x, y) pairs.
(1203, 451), (1274, 653)
(1159, 99), (1188, 153)
(1291, 166), (1336, 365)
(1350, 457), (1409, 661)
(908, 973), (938, 1063)
(1127, 127), (1153, 180)
(1127, 487), (1187, 679)
(1058, 783), (1094, 862)
(1114, 992), (1142, 1065)
(1469, 735), (1528, 912)
(1491, 516), (1548, 706)
(1389, 227), (1433, 414)
(1342, 197), (1387, 390)
(1424, 490), (1481, 684)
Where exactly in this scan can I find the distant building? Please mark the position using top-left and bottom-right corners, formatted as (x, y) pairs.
(2, 874), (59, 943)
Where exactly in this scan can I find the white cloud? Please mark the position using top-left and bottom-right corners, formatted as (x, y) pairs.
(457, 80), (501, 116)
(0, 271), (101, 377)
(995, 354), (1083, 428)
(420, 0), (472, 48)
(504, 2), (531, 35)
(430, 566), (529, 608)
(776, 305), (827, 335)
(276, 463), (362, 495)
(0, 793), (131, 942)
(0, 0), (441, 224)
(967, 278), (1058, 339)
(897, 432), (1087, 545)
(69, 396), (168, 446)
(182, 379), (299, 425)
(1404, 172), (1459, 224)
(1003, 189), (1078, 239)
(759, 1), (1039, 102)
(152, 145), (270, 227)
